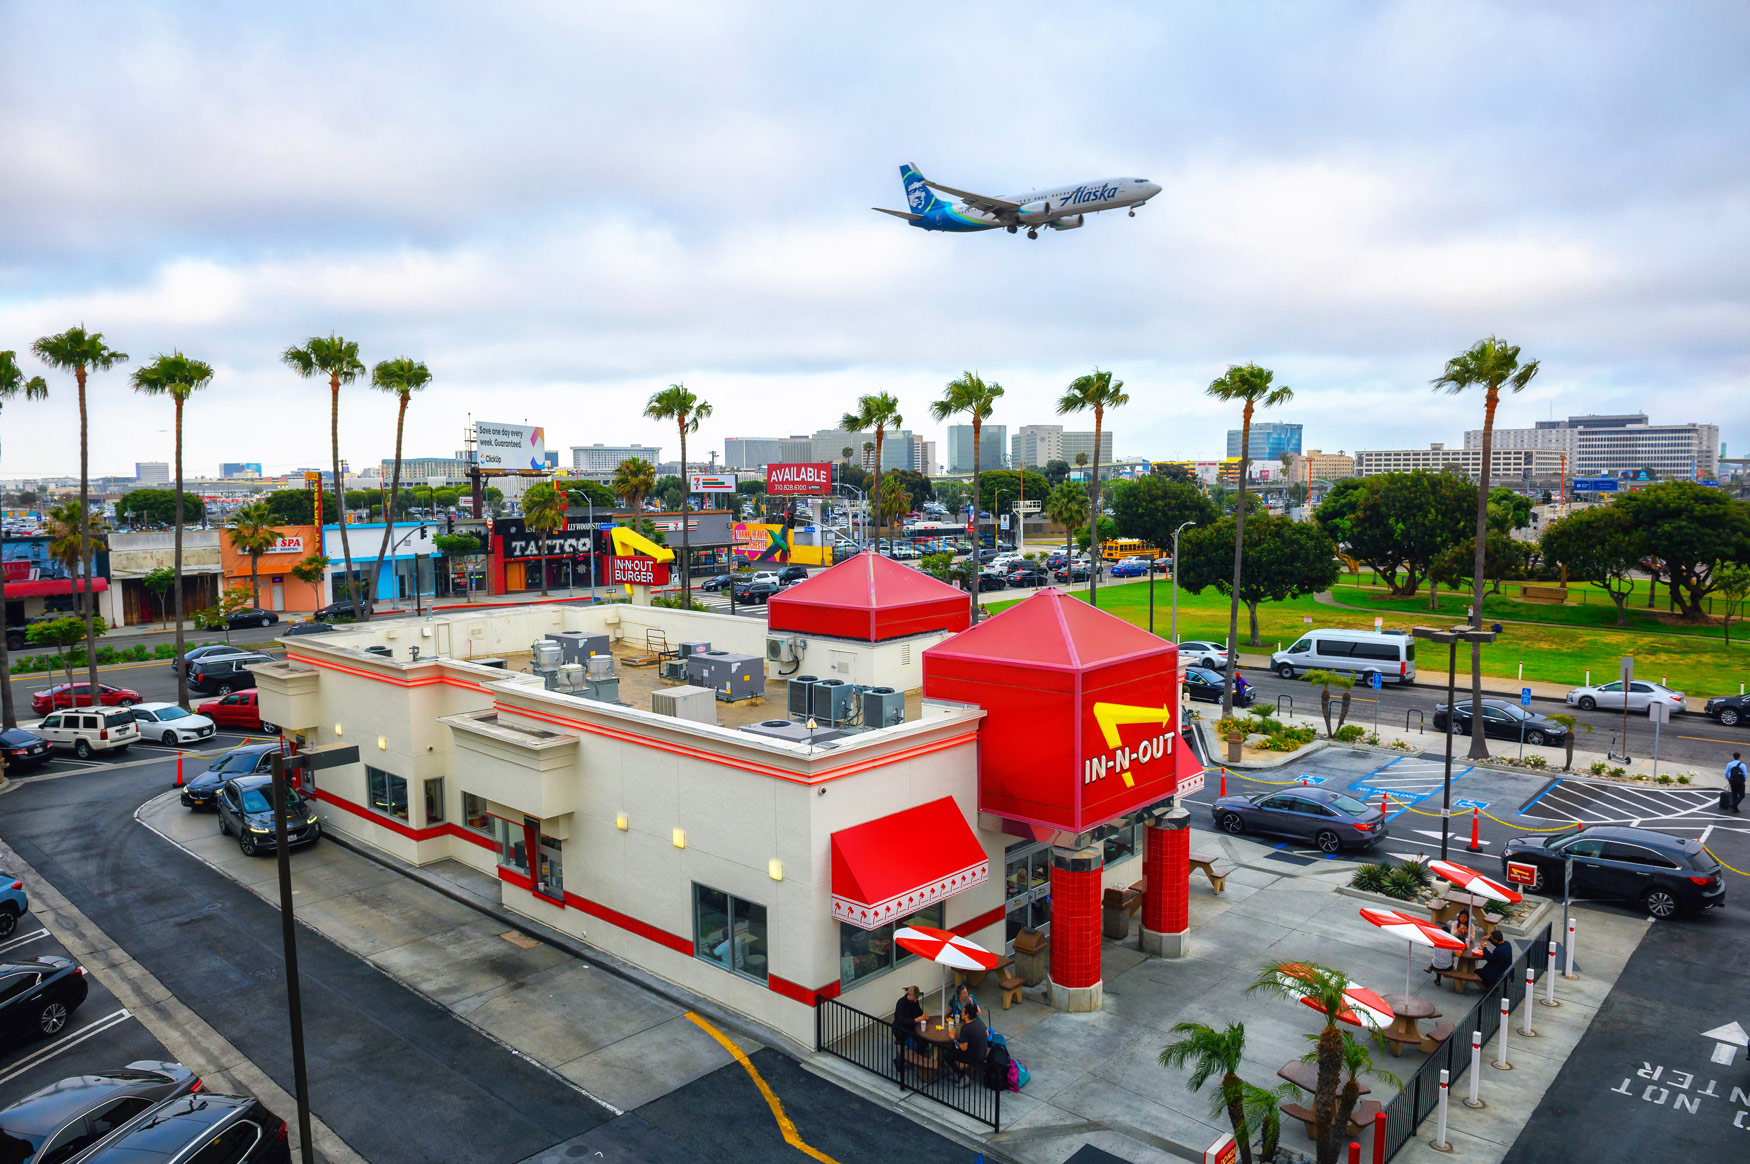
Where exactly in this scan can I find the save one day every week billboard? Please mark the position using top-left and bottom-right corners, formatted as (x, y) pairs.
(476, 421), (546, 471)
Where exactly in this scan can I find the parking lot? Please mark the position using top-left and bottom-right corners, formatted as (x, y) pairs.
(4, 727), (278, 785)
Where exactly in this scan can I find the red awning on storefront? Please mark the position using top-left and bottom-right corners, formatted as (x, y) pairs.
(830, 797), (989, 930)
(2, 578), (108, 598)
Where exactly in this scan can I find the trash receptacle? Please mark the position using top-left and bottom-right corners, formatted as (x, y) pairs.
(1013, 929), (1048, 986)
(1102, 887), (1131, 939)
(1226, 731), (1243, 763)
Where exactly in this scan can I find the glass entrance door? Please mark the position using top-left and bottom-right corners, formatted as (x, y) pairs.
(1003, 842), (1052, 952)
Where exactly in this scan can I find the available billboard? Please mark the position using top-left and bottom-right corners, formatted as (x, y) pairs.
(765, 462), (833, 495)
(688, 472), (737, 493)
(476, 421), (547, 472)
(604, 555), (671, 586)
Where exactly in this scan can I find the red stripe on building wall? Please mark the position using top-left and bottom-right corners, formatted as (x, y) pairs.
(286, 652), (492, 694)
(309, 786), (498, 851)
(952, 905), (1007, 938)
(561, 891), (695, 956)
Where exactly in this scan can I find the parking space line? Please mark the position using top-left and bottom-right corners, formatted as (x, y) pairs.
(0, 1009), (132, 1086)
(0, 930), (49, 954)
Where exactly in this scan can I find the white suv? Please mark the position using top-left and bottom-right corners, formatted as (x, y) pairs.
(36, 706), (140, 759)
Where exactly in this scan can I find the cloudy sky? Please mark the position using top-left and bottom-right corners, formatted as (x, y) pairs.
(2, 1), (1747, 479)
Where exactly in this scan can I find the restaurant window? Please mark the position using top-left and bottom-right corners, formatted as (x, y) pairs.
(838, 902), (943, 990)
(1102, 823), (1142, 865)
(692, 884), (768, 983)
(536, 835), (564, 897)
(498, 818), (528, 875)
(424, 778), (445, 826)
(366, 766), (408, 821)
(462, 792), (492, 834)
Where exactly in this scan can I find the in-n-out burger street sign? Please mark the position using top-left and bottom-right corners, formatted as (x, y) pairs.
(765, 462), (833, 496)
(1505, 861), (1539, 888)
(604, 555), (670, 586)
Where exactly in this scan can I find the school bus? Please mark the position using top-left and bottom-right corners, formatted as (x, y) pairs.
(1100, 537), (1159, 561)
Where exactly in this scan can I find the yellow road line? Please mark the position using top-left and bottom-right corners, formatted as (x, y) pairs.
(1675, 734), (1743, 747)
(684, 1012), (841, 1164)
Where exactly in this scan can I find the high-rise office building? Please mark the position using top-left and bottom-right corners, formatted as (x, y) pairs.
(135, 462), (170, 483)
(386, 457), (473, 481)
(947, 425), (1008, 473)
(724, 436), (814, 469)
(858, 431), (919, 472)
(219, 462), (263, 479)
(1012, 425), (1063, 467)
(1225, 422), (1302, 461)
(1060, 430), (1114, 467)
(912, 440), (936, 475)
(570, 444), (662, 473)
(1465, 413), (1720, 479)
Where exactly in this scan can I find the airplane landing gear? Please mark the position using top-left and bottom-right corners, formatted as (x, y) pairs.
(1128, 209), (1136, 217)
(1007, 225), (1017, 234)
(1027, 228), (1038, 239)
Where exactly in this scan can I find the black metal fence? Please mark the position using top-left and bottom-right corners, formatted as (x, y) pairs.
(816, 997), (1003, 1132)
(1378, 922), (1553, 1159)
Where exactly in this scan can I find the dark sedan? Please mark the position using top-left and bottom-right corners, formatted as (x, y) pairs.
(0, 728), (54, 773)
(0, 1062), (201, 1164)
(1432, 699), (1569, 746)
(1006, 564), (1049, 588)
(975, 570), (1008, 591)
(1183, 666), (1253, 706)
(312, 600), (371, 623)
(1703, 692), (1750, 728)
(1501, 825), (1724, 919)
(280, 621), (337, 637)
(71, 1093), (290, 1164)
(0, 957), (89, 1043)
(181, 744), (280, 810)
(1053, 563), (1091, 582)
(698, 574), (735, 593)
(216, 775), (321, 856)
(1209, 787), (1388, 854)
(226, 607), (280, 630)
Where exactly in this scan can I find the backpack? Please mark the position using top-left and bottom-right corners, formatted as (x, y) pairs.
(984, 1042), (1013, 1091)
(1012, 1060), (1030, 1089)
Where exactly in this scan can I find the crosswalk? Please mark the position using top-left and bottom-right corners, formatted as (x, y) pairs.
(1348, 755), (1476, 802)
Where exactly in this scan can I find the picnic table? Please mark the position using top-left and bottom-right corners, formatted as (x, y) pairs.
(1379, 994), (1442, 1057)
(956, 954), (1014, 990)
(1279, 1061), (1382, 1136)
(1278, 1059), (1370, 1097)
(1431, 889), (1503, 929)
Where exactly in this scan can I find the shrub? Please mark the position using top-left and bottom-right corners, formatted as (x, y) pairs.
(1586, 760), (1610, 776)
(1655, 773), (1673, 785)
(1609, 765), (1627, 778)
(1333, 724), (1365, 743)
(1351, 862), (1395, 894)
(1677, 774), (1692, 785)
(1364, 732), (1381, 746)
(1522, 754), (1548, 769)
(1398, 857), (1433, 888)
(1384, 868), (1423, 901)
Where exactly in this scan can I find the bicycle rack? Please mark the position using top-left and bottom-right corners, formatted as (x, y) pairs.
(1276, 694), (1295, 719)
(1405, 709), (1426, 734)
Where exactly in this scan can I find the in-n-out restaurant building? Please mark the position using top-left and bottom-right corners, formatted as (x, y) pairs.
(252, 554), (1202, 1047)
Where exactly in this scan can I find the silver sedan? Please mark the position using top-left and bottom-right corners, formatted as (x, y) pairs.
(1565, 679), (1687, 714)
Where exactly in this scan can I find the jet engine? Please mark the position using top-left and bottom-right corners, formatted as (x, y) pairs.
(1047, 214), (1085, 230)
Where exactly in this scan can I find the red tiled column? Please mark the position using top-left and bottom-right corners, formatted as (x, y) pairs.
(1142, 807), (1191, 957)
(1047, 845), (1104, 1012)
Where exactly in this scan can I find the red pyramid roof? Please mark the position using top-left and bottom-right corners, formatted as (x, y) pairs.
(923, 587), (1167, 671)
(767, 553), (971, 642)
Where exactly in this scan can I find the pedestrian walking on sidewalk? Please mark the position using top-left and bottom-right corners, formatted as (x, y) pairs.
(1726, 752), (1747, 814)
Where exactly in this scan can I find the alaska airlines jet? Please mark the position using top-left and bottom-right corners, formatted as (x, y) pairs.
(874, 163), (1161, 238)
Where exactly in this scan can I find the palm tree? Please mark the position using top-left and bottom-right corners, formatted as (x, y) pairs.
(612, 456), (657, 513)
(930, 376), (1001, 622)
(844, 392), (905, 552)
(1058, 369), (1128, 608)
(522, 482), (567, 596)
(0, 352), (48, 728)
(841, 445), (853, 464)
(1206, 364), (1292, 716)
(1547, 712), (1590, 771)
(644, 383), (712, 609)
(1045, 480), (1088, 573)
(31, 327), (127, 704)
(227, 502), (280, 608)
(367, 357), (432, 607)
(1432, 338), (1540, 760)
(130, 352), (212, 709)
(44, 503), (107, 693)
(1157, 1022), (1262, 1164)
(1304, 669), (1356, 738)
(282, 335), (367, 618)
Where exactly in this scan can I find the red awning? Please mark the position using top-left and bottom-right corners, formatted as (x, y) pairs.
(831, 797), (989, 930)
(2, 578), (108, 598)
(768, 552), (970, 642)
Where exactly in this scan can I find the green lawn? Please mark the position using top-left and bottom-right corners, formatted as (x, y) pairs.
(986, 580), (1750, 695)
(1331, 577), (1737, 640)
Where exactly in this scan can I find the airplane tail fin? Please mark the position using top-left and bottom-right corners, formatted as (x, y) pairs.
(900, 163), (939, 214)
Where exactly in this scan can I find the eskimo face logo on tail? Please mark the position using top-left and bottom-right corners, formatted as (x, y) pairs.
(906, 181), (929, 211)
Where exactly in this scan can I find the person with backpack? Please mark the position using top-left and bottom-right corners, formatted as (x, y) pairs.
(1726, 753), (1747, 814)
(948, 1000), (989, 1089)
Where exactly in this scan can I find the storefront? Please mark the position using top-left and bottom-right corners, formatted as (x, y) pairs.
(4, 537), (113, 629)
(485, 509), (736, 595)
(107, 530), (222, 627)
(321, 522), (448, 606)
(225, 525), (324, 613)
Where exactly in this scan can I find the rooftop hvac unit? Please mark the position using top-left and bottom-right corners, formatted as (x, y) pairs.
(740, 719), (842, 745)
(861, 686), (905, 728)
(766, 635), (803, 663)
(585, 654), (615, 680)
(787, 675), (820, 719)
(547, 631), (610, 665)
(678, 640), (712, 659)
(652, 685), (717, 725)
(531, 640), (563, 671)
(686, 650), (766, 702)
(473, 657), (507, 670)
(364, 645), (393, 659)
(549, 662), (584, 693)
(659, 659), (688, 682)
(812, 678), (856, 725)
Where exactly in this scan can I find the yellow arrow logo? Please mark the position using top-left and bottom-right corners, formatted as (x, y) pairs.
(1091, 701), (1175, 749)
(609, 525), (675, 562)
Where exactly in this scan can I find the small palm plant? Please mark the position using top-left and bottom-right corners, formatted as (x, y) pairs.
(1303, 669), (1355, 738)
(1158, 1022), (1261, 1164)
(1546, 712), (1589, 771)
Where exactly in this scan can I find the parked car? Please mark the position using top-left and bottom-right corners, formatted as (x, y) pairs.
(1208, 787), (1388, 854)
(0, 727), (54, 773)
(0, 874), (26, 938)
(0, 1062), (202, 1164)
(1565, 679), (1686, 714)
(1053, 562), (1090, 583)
(34, 708), (139, 759)
(1271, 629), (1417, 684)
(226, 607), (280, 630)
(1006, 562), (1049, 588)
(1703, 692), (1750, 727)
(747, 571), (782, 587)
(181, 744), (280, 810)
(217, 775), (321, 857)
(30, 684), (142, 716)
(127, 703), (217, 747)
(888, 545), (921, 561)
(280, 621), (337, 637)
(1110, 557), (1149, 578)
(1431, 700), (1570, 746)
(777, 565), (810, 583)
(1501, 825), (1724, 918)
(187, 654), (271, 697)
(312, 600), (371, 623)
(0, 957), (89, 1042)
(1183, 666), (1252, 706)
(197, 691), (276, 734)
(172, 645), (254, 675)
(730, 580), (778, 605)
(69, 1092), (291, 1164)
(975, 569), (1008, 591)
(698, 574), (735, 593)
(1176, 640), (1232, 670)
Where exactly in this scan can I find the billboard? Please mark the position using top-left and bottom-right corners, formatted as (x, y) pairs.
(765, 462), (833, 495)
(476, 421), (547, 472)
(689, 472), (737, 493)
(604, 555), (670, 586)
(1573, 478), (1618, 493)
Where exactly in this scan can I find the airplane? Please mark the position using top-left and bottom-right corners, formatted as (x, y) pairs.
(873, 163), (1161, 239)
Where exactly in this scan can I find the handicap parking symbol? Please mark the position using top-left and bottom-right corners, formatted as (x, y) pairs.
(1296, 775), (1327, 786)
(1370, 672), (1382, 690)
(1453, 798), (1489, 811)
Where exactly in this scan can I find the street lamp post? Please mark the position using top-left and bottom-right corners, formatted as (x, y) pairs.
(1166, 520), (1196, 641)
(1413, 624), (1500, 860)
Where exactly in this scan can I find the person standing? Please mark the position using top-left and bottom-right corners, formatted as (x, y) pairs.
(1727, 752), (1747, 814)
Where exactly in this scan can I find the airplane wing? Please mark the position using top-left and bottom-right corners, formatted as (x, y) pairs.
(872, 207), (925, 222)
(920, 179), (1023, 214)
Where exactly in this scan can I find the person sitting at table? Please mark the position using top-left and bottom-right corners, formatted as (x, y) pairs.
(1426, 911), (1472, 975)
(891, 985), (927, 1071)
(948, 983), (980, 1024)
(948, 1000), (989, 1088)
(1477, 930), (1513, 988)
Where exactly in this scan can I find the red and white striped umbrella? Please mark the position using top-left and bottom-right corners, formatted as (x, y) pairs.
(1428, 860), (1524, 906)
(895, 926), (999, 1021)
(1359, 907), (1468, 998)
(1271, 964), (1396, 1030)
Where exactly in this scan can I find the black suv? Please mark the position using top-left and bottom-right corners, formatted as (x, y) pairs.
(1006, 562), (1049, 588)
(1501, 825), (1725, 919)
(74, 1092), (290, 1164)
(0, 1061), (201, 1164)
(0, 957), (89, 1043)
(731, 579), (778, 605)
(1703, 693), (1750, 728)
(777, 565), (809, 584)
(217, 775), (321, 857)
(187, 654), (271, 697)
(312, 600), (371, 622)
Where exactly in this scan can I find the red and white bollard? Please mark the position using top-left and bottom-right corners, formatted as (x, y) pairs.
(175, 752), (184, 787)
(1542, 940), (1559, 1007)
(1494, 996), (1513, 1070)
(1564, 917), (1578, 979)
(1521, 967), (1537, 1037)
(1464, 1030), (1484, 1108)
(1433, 1068), (1452, 1150)
(1372, 1109), (1387, 1164)
(1467, 806), (1483, 852)
(1349, 1141), (1362, 1164)
(1219, 771), (1226, 798)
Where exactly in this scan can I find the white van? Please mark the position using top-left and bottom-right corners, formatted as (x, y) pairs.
(1272, 629), (1417, 685)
